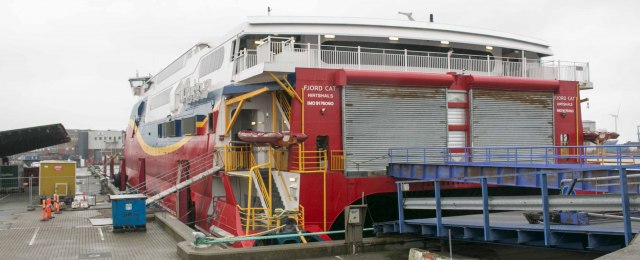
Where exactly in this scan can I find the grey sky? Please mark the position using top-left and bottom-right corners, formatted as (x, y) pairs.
(1, 0), (639, 142)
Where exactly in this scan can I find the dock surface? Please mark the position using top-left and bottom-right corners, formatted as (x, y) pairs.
(0, 168), (179, 260)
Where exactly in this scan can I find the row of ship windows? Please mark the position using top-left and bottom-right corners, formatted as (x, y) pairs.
(154, 46), (225, 86)
(157, 114), (213, 138)
(94, 136), (121, 141)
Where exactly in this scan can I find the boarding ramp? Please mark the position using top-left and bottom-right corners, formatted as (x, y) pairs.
(376, 145), (640, 252)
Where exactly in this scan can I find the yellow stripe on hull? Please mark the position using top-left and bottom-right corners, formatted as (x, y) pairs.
(129, 120), (193, 156)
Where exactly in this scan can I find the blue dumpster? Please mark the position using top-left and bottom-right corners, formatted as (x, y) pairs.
(110, 194), (147, 232)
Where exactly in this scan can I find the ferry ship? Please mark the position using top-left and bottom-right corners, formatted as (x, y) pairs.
(123, 16), (591, 247)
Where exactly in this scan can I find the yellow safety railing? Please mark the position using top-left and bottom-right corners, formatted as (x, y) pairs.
(290, 145), (328, 231)
(237, 205), (269, 231)
(292, 147), (328, 174)
(224, 144), (252, 172)
(330, 150), (344, 171)
(250, 161), (272, 214)
(297, 205), (305, 228)
(277, 91), (291, 121)
(272, 148), (288, 171)
(276, 171), (293, 202)
(237, 205), (305, 233)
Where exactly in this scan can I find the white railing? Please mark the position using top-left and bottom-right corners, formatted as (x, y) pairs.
(236, 39), (590, 84)
(235, 49), (257, 73)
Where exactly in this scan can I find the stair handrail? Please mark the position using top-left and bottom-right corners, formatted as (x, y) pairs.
(244, 147), (273, 234)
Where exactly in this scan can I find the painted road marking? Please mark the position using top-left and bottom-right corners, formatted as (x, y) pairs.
(0, 194), (10, 201)
(97, 227), (104, 241)
(29, 227), (39, 246)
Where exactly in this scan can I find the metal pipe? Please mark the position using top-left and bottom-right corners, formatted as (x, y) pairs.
(404, 194), (640, 211)
(199, 228), (374, 245)
(561, 174), (640, 184)
(587, 212), (640, 222)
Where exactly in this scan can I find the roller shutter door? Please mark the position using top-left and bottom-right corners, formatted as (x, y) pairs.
(343, 85), (447, 175)
(471, 89), (554, 162)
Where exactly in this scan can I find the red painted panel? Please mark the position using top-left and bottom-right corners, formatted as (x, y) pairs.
(448, 102), (468, 108)
(554, 81), (583, 163)
(448, 125), (468, 131)
(467, 75), (560, 91)
(335, 69), (455, 87)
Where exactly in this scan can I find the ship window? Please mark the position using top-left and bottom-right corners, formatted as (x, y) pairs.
(182, 117), (196, 135)
(150, 88), (172, 110)
(164, 122), (175, 137)
(158, 124), (163, 137)
(199, 47), (225, 78)
(155, 55), (185, 84)
(208, 112), (216, 133)
(229, 40), (236, 61)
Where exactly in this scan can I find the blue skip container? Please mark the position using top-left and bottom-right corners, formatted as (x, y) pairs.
(110, 194), (147, 232)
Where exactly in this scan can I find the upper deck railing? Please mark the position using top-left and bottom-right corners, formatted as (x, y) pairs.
(388, 145), (639, 168)
(235, 37), (591, 85)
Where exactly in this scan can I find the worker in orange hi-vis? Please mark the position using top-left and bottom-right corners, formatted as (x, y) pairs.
(54, 194), (60, 214)
(45, 198), (52, 220)
(41, 199), (47, 221)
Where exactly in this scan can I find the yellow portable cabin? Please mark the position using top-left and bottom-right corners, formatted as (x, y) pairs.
(39, 161), (76, 197)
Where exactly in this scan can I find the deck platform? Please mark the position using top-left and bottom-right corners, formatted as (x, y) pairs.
(375, 211), (639, 252)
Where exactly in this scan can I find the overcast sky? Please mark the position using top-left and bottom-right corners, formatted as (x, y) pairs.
(1, 0), (639, 142)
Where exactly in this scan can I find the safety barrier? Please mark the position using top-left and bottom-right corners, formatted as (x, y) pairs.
(224, 144), (252, 172)
(291, 148), (328, 174)
(393, 164), (640, 248)
(388, 145), (640, 168)
(330, 150), (344, 171)
(238, 38), (590, 84)
(237, 205), (305, 233)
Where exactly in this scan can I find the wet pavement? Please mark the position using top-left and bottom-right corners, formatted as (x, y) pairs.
(0, 167), (179, 260)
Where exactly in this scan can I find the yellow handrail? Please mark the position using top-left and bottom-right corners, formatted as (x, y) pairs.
(272, 148), (288, 171)
(291, 146), (327, 231)
(277, 172), (293, 202)
(277, 91), (291, 121)
(251, 162), (271, 212)
(224, 144), (252, 172)
(330, 150), (344, 171)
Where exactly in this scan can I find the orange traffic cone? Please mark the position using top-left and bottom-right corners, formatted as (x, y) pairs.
(45, 198), (52, 220)
(54, 194), (60, 214)
(41, 199), (47, 221)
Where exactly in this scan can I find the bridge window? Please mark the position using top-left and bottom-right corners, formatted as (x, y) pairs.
(182, 117), (196, 136)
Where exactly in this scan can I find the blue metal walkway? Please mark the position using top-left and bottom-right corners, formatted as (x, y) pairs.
(374, 145), (640, 252)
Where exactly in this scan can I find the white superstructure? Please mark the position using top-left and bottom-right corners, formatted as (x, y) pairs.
(132, 16), (592, 123)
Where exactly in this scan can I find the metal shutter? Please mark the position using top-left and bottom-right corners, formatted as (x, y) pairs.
(471, 89), (554, 162)
(343, 85), (447, 175)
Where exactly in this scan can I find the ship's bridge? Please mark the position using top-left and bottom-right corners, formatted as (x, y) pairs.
(230, 16), (592, 89)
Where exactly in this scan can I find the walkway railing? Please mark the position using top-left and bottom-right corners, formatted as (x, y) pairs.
(388, 145), (640, 168)
(236, 38), (590, 84)
(330, 150), (344, 171)
(394, 164), (639, 247)
(224, 144), (252, 172)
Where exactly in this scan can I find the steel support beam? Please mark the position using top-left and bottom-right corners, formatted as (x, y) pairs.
(404, 194), (640, 211)
(397, 183), (405, 233)
(481, 178), (490, 241)
(435, 181), (442, 237)
(620, 168), (633, 245)
(540, 173), (551, 246)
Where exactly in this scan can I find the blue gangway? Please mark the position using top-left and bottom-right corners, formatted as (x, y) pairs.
(376, 145), (640, 252)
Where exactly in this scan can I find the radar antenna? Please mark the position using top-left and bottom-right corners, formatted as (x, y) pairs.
(398, 12), (415, 21)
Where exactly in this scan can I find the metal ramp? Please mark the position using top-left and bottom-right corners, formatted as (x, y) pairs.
(375, 145), (640, 252)
(387, 145), (640, 193)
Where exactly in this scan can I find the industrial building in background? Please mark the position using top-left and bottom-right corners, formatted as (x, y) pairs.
(14, 129), (125, 165)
